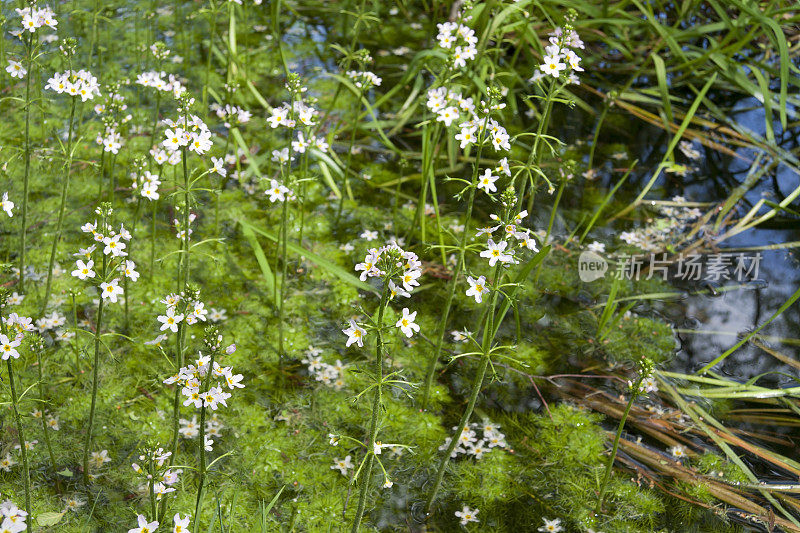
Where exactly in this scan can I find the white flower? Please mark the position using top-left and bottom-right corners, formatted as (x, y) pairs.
(388, 280), (410, 299)
(158, 307), (184, 333)
(455, 505), (479, 525)
(540, 54), (566, 78)
(0, 334), (22, 360)
(565, 49), (583, 72)
(360, 230), (378, 241)
(538, 517), (563, 532)
(640, 374), (658, 393)
(102, 235), (126, 257)
(400, 269), (421, 292)
(6, 292), (24, 305)
(331, 455), (353, 476)
(395, 308), (419, 338)
(172, 513), (191, 533)
(211, 157), (227, 177)
(455, 126), (476, 149)
(71, 260), (95, 280)
(670, 445), (686, 459)
(343, 319), (366, 348)
(436, 106), (459, 127)
(480, 239), (513, 266)
(497, 157), (511, 177)
(188, 130), (212, 155)
(141, 182), (159, 200)
(128, 514), (158, 533)
(208, 308), (227, 322)
(163, 128), (187, 150)
(123, 260), (139, 281)
(99, 279), (124, 303)
(587, 241), (605, 254)
(266, 179), (289, 203)
(6, 60), (26, 79)
(1, 192), (14, 217)
(477, 168), (498, 194)
(465, 275), (489, 303)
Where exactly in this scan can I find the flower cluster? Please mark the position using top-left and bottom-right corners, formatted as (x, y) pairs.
(535, 26), (584, 84)
(163, 347), (244, 450)
(162, 113), (213, 161)
(47, 70), (101, 101)
(94, 88), (131, 154)
(15, 5), (58, 34)
(0, 499), (27, 533)
(267, 99), (317, 129)
(73, 207), (138, 304)
(136, 70), (185, 98)
(438, 420), (508, 459)
(132, 170), (161, 201)
(426, 87), (476, 125)
(211, 103), (252, 128)
(301, 346), (346, 390)
(131, 446), (182, 503)
(179, 413), (224, 439)
(346, 70), (382, 90)
(344, 244), (424, 346)
(97, 124), (123, 154)
(155, 292), (207, 334)
(435, 19), (478, 68)
(173, 212), (197, 240)
(476, 203), (537, 273)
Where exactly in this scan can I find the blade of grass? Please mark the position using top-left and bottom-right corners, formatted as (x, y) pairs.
(238, 219), (378, 294)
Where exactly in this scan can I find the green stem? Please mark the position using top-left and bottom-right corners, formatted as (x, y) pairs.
(1, 308), (31, 532)
(19, 35), (33, 292)
(149, 199), (157, 281)
(193, 349), (218, 533)
(426, 261), (503, 513)
(149, 455), (157, 520)
(41, 97), (78, 315)
(82, 255), (107, 485)
(277, 197), (289, 360)
(594, 378), (643, 516)
(169, 319), (185, 463)
(35, 347), (58, 475)
(517, 78), (556, 212)
(7, 358), (32, 533)
(533, 180), (565, 285)
(420, 110), (492, 410)
(351, 282), (390, 532)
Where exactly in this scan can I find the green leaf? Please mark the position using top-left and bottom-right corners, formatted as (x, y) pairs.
(238, 220), (378, 295)
(239, 222), (276, 300)
(652, 54), (673, 126)
(38, 511), (66, 527)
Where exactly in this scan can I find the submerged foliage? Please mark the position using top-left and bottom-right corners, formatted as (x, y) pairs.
(0, 0), (798, 532)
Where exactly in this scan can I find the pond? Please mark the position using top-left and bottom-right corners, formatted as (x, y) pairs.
(0, 1), (799, 532)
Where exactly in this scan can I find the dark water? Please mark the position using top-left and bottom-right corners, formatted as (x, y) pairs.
(569, 95), (800, 384)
